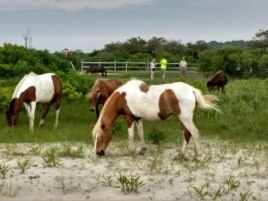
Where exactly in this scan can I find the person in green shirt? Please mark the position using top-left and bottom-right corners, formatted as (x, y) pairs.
(160, 57), (167, 80)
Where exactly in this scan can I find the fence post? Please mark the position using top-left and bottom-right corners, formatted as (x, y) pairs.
(81, 60), (83, 73)
(114, 60), (117, 72)
(126, 61), (128, 72)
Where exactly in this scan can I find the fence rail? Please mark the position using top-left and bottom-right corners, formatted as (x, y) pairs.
(81, 61), (199, 75)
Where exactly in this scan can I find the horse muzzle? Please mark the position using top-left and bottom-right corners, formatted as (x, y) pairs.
(96, 150), (105, 156)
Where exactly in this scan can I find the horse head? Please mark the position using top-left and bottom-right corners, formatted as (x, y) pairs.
(92, 91), (124, 156)
(93, 121), (113, 156)
(88, 87), (101, 111)
(5, 99), (19, 127)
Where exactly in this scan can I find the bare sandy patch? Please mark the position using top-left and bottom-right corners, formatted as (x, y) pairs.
(0, 139), (268, 201)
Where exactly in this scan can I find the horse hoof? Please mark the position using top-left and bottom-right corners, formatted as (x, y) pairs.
(173, 153), (186, 161)
(139, 148), (147, 155)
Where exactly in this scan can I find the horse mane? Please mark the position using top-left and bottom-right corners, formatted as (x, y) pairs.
(12, 72), (37, 98)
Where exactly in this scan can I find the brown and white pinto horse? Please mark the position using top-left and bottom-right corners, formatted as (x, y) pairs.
(92, 79), (220, 158)
(5, 72), (62, 130)
(88, 79), (123, 119)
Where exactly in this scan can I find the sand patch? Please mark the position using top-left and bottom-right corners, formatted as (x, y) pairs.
(0, 140), (267, 201)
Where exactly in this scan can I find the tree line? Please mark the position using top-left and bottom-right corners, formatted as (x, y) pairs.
(60, 29), (268, 78)
(1, 29), (268, 79)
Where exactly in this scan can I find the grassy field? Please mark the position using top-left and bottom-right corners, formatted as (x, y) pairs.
(0, 71), (268, 146)
(1, 72), (268, 200)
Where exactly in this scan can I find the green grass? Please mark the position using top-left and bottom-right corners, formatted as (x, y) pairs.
(0, 73), (268, 145)
(0, 100), (94, 143)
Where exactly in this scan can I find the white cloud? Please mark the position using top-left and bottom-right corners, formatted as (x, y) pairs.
(0, 0), (152, 11)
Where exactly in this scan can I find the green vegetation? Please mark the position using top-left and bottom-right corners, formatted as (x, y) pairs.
(16, 159), (29, 174)
(0, 76), (268, 145)
(0, 164), (9, 179)
(0, 29), (268, 146)
(148, 127), (165, 144)
(117, 174), (145, 193)
(42, 148), (61, 167)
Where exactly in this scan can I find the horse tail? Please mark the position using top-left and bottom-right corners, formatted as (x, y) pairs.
(192, 88), (221, 112)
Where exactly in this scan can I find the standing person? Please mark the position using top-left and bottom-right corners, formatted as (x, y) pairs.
(179, 57), (187, 76)
(150, 58), (156, 80)
(160, 57), (167, 80)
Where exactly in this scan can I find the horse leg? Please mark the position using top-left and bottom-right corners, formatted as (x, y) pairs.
(127, 123), (135, 154)
(96, 104), (100, 119)
(24, 103), (31, 118)
(180, 125), (192, 155)
(135, 120), (147, 155)
(39, 103), (49, 127)
(28, 102), (36, 130)
(179, 116), (201, 159)
(222, 86), (226, 94)
(54, 98), (61, 128)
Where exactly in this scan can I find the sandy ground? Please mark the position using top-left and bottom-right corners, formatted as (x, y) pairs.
(0, 139), (268, 201)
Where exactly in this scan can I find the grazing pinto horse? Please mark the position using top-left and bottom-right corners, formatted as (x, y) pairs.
(5, 72), (62, 130)
(88, 79), (123, 119)
(92, 79), (220, 158)
(86, 66), (107, 77)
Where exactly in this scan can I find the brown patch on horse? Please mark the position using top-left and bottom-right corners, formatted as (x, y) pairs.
(20, 86), (36, 103)
(139, 83), (150, 93)
(100, 91), (136, 129)
(158, 89), (181, 120)
(183, 125), (191, 143)
(5, 86), (36, 127)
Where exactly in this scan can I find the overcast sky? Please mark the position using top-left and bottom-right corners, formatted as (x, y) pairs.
(0, 0), (267, 53)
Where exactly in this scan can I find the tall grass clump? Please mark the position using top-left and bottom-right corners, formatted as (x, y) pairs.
(148, 127), (165, 144)
(197, 78), (268, 142)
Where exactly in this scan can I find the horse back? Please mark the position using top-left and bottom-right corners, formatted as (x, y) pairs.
(94, 79), (123, 101)
(103, 79), (123, 95)
(115, 81), (196, 120)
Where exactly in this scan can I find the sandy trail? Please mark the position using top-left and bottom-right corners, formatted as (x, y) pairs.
(0, 139), (267, 201)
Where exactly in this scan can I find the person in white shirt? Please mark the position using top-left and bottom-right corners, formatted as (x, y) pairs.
(150, 58), (156, 80)
(179, 57), (187, 76)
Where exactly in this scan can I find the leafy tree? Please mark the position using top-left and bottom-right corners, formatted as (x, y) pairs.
(249, 29), (268, 49)
(258, 54), (268, 77)
(123, 37), (147, 54)
(164, 40), (184, 55)
(198, 49), (215, 74)
(147, 37), (167, 56)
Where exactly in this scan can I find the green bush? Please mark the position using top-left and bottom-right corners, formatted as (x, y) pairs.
(148, 127), (165, 144)
(0, 87), (13, 110)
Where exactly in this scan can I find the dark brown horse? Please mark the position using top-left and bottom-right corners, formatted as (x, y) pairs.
(87, 79), (123, 119)
(207, 70), (228, 94)
(86, 66), (107, 77)
(5, 72), (62, 130)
